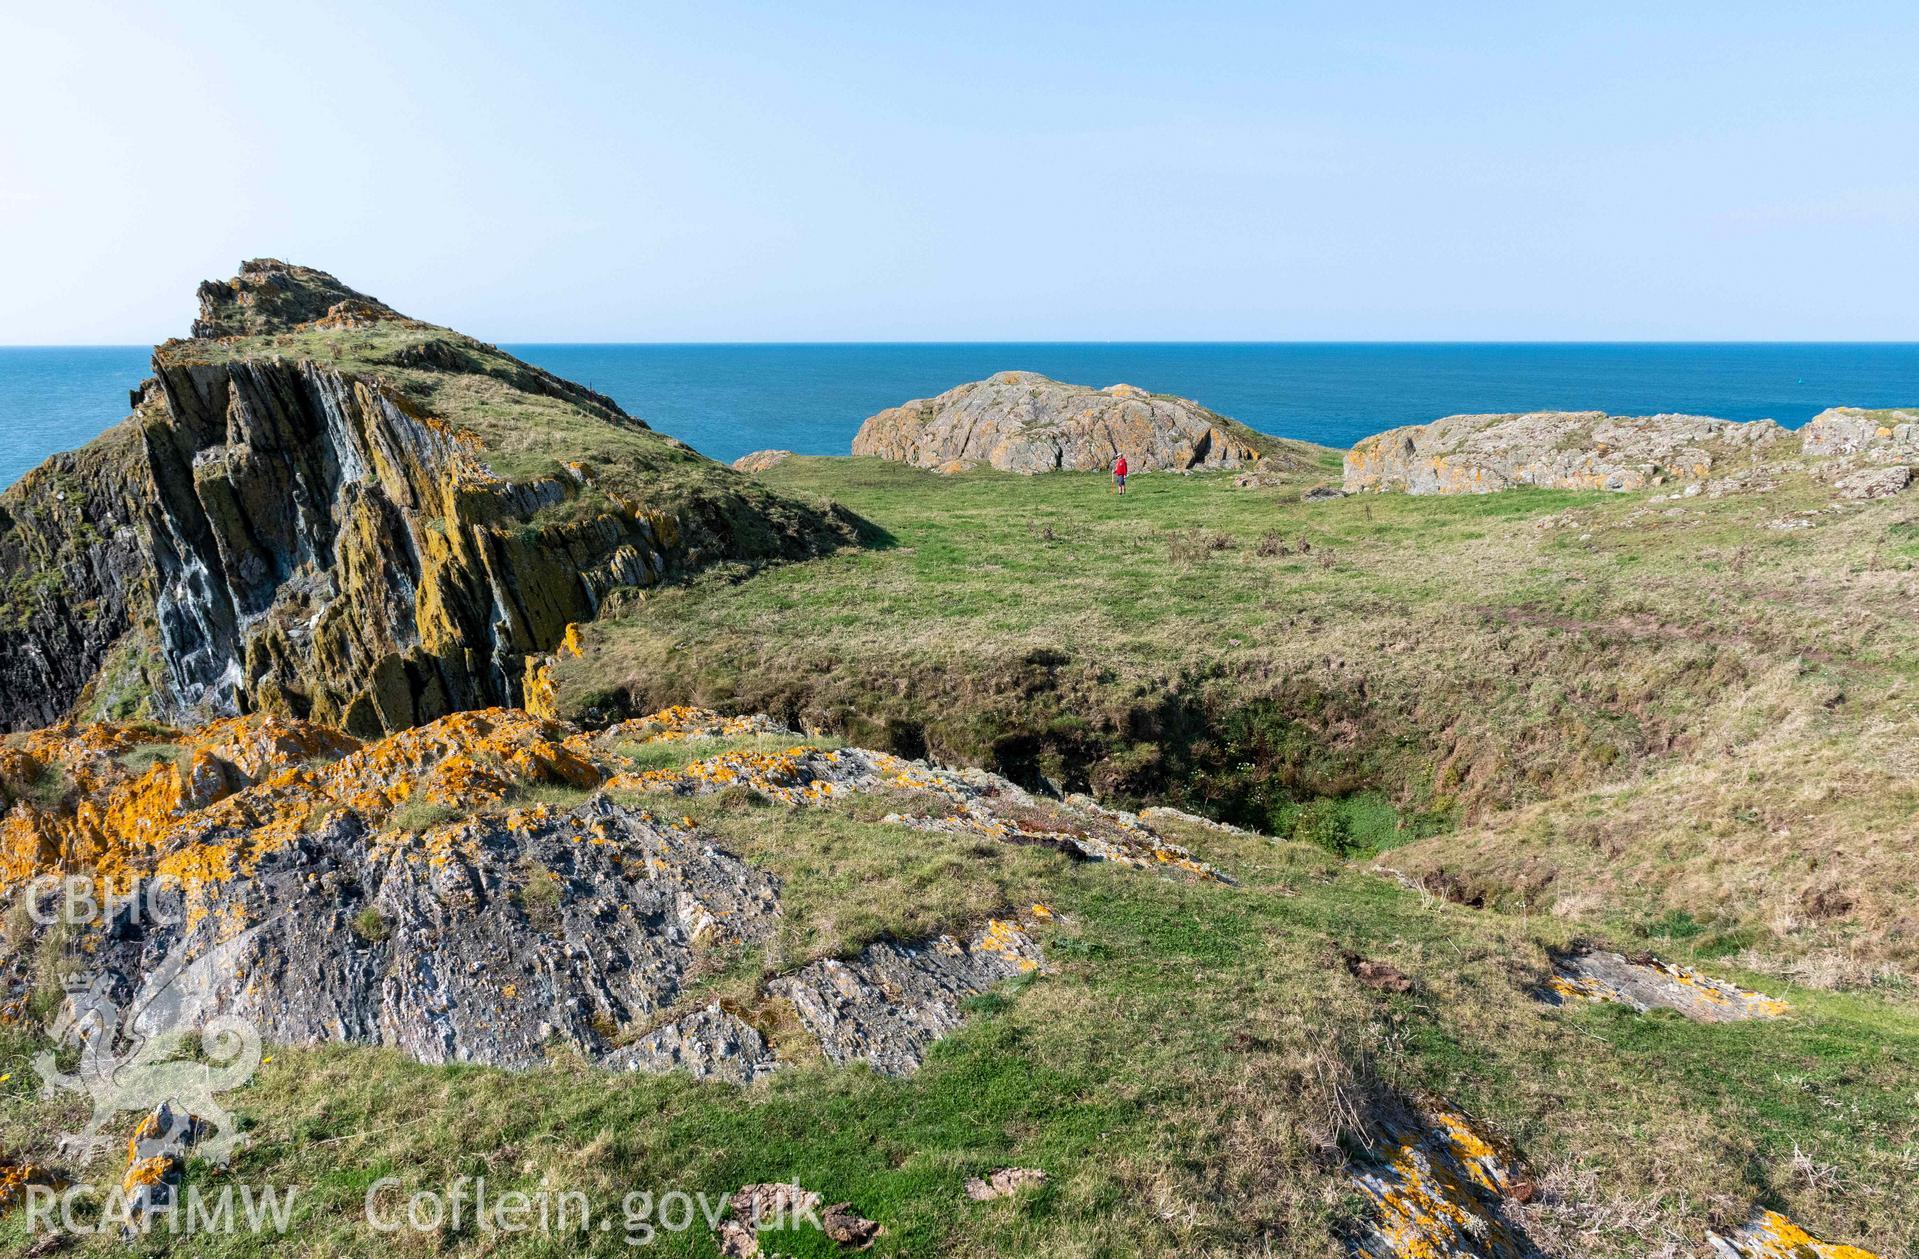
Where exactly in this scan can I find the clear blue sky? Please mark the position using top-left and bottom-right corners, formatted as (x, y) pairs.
(5, 2), (1917, 343)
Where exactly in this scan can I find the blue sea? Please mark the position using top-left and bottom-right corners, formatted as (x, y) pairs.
(3, 343), (1916, 490)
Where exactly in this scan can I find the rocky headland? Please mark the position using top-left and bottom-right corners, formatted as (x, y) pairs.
(0, 261), (860, 736)
(851, 370), (1316, 475)
(0, 268), (1912, 1258)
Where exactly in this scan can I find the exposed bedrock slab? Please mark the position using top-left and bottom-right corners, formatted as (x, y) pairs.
(6, 708), (1109, 1084)
(1344, 411), (1791, 496)
(768, 919), (1043, 1076)
(1543, 949), (1788, 1022)
(1706, 1207), (1884, 1258)
(1348, 1103), (1542, 1259)
(63, 793), (783, 1069)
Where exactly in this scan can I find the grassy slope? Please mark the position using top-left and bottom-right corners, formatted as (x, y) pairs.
(4, 457), (1914, 1255)
(3, 780), (1915, 1256)
(556, 456), (1919, 973)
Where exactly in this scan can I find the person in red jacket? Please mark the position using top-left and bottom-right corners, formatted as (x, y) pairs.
(1112, 454), (1128, 493)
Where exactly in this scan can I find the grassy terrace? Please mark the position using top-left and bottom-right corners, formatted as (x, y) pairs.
(557, 456), (1919, 972)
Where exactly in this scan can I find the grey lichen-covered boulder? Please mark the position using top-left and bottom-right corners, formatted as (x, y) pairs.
(1799, 406), (1919, 460)
(768, 920), (1044, 1076)
(602, 1004), (783, 1083)
(1832, 464), (1914, 500)
(732, 449), (795, 474)
(1344, 410), (1793, 495)
(1800, 407), (1916, 499)
(1542, 948), (1787, 1021)
(852, 371), (1293, 475)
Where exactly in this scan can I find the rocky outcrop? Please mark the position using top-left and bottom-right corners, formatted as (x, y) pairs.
(1, 706), (1221, 1081)
(191, 260), (398, 338)
(0, 261), (861, 734)
(1349, 1103), (1543, 1258)
(732, 449), (795, 474)
(852, 371), (1296, 474)
(1345, 405), (1919, 499)
(1543, 949), (1787, 1021)
(769, 920), (1043, 1076)
(1830, 464), (1912, 500)
(1344, 411), (1794, 495)
(1707, 1208), (1885, 1258)
(1798, 406), (1919, 460)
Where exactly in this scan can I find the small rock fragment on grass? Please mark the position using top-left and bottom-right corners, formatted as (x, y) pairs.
(716, 1219), (759, 1258)
(719, 1183), (880, 1255)
(120, 1102), (209, 1233)
(1346, 955), (1415, 994)
(964, 1167), (1048, 1201)
(730, 1181), (822, 1228)
(822, 1201), (882, 1247)
(0, 1155), (66, 1214)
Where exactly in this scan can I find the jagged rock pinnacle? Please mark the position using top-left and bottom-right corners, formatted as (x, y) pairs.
(190, 258), (400, 339)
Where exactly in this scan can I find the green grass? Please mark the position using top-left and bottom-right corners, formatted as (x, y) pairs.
(115, 740), (191, 776)
(3, 801), (1914, 1256)
(603, 733), (842, 776)
(389, 799), (458, 833)
(552, 456), (1919, 973)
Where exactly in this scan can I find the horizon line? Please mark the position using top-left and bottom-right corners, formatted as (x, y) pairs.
(8, 338), (1919, 351)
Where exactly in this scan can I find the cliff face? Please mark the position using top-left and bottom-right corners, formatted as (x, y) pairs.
(0, 420), (158, 729)
(0, 260), (859, 734)
(852, 371), (1302, 474)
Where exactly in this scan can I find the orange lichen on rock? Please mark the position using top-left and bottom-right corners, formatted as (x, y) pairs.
(581, 705), (787, 748)
(0, 1156), (65, 1214)
(603, 745), (819, 801)
(0, 707), (617, 905)
(1707, 1208), (1883, 1258)
(0, 714), (359, 899)
(1546, 949), (1788, 1022)
(975, 918), (1042, 972)
(2, 704), (1213, 951)
(1350, 1104), (1536, 1259)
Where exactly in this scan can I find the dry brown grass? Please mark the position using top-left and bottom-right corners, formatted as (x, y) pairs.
(559, 456), (1919, 974)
